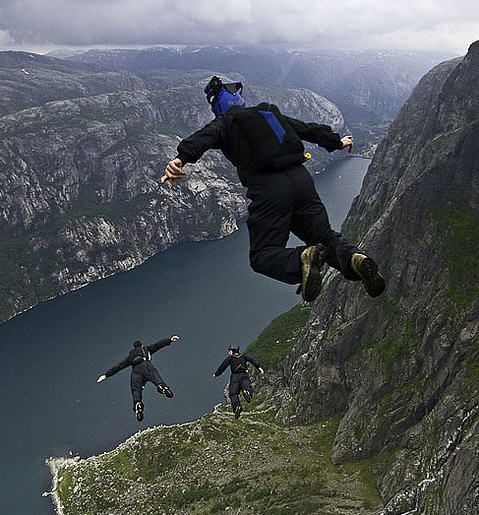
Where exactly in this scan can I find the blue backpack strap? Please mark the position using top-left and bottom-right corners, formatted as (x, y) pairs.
(258, 110), (286, 143)
(231, 103), (305, 171)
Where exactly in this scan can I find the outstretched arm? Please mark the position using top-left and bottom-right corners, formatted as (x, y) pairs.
(283, 116), (346, 153)
(99, 356), (131, 381)
(245, 354), (265, 376)
(212, 356), (232, 378)
(162, 117), (226, 185)
(146, 335), (179, 355)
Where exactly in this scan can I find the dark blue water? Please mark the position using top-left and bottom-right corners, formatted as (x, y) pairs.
(0, 157), (369, 514)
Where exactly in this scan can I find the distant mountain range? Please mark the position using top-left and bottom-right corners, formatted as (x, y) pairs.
(64, 45), (454, 124)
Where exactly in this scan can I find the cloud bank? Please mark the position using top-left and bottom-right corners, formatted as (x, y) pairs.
(0, 0), (477, 53)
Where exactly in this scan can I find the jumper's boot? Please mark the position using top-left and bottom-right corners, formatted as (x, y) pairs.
(134, 401), (144, 422)
(234, 404), (243, 420)
(350, 253), (385, 298)
(242, 389), (252, 403)
(157, 383), (174, 398)
(300, 244), (327, 302)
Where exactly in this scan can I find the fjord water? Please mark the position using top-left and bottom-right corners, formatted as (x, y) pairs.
(0, 157), (370, 514)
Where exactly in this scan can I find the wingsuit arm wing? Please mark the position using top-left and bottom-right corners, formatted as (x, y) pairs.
(146, 338), (172, 355)
(105, 356), (130, 378)
(283, 116), (343, 153)
(176, 117), (226, 165)
(213, 356), (232, 377)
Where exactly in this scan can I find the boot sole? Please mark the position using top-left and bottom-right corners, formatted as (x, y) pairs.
(157, 385), (174, 398)
(135, 404), (144, 422)
(302, 245), (326, 302)
(357, 258), (385, 298)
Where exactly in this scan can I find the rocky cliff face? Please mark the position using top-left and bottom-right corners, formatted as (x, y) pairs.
(264, 43), (479, 513)
(0, 53), (344, 321)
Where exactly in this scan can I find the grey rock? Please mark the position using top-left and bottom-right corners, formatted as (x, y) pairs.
(259, 41), (479, 514)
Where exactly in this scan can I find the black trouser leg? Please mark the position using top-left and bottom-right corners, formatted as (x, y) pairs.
(240, 374), (253, 402)
(246, 171), (302, 284)
(144, 362), (166, 386)
(240, 375), (253, 398)
(290, 167), (361, 281)
(246, 166), (361, 284)
(229, 374), (242, 413)
(130, 370), (146, 409)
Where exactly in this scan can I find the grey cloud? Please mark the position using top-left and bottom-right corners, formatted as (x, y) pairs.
(0, 0), (478, 52)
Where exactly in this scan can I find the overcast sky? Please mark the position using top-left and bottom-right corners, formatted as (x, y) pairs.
(0, 0), (477, 54)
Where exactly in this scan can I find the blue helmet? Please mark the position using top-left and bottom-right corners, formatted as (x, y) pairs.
(205, 76), (245, 116)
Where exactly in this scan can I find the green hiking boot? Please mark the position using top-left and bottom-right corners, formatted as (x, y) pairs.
(300, 244), (327, 302)
(350, 253), (385, 298)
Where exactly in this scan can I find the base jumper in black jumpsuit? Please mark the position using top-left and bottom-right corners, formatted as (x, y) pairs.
(98, 337), (178, 420)
(163, 77), (385, 301)
(213, 346), (264, 419)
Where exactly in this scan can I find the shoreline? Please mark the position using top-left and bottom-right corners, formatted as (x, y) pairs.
(0, 222), (242, 327)
(45, 408), (224, 514)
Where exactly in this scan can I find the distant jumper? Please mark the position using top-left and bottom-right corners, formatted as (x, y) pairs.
(97, 336), (179, 422)
(213, 345), (265, 419)
(162, 76), (385, 301)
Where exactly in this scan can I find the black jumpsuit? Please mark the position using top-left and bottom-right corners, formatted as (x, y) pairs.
(105, 339), (171, 408)
(176, 105), (361, 286)
(214, 354), (261, 412)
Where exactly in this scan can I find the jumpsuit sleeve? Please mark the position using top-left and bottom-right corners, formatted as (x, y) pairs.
(146, 338), (172, 355)
(283, 115), (343, 153)
(244, 354), (261, 370)
(214, 356), (232, 377)
(176, 116), (227, 165)
(105, 356), (131, 378)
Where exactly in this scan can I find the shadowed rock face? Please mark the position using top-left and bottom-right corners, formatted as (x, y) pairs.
(0, 52), (344, 322)
(262, 42), (479, 513)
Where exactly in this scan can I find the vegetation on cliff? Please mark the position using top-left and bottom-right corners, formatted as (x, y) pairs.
(50, 403), (382, 515)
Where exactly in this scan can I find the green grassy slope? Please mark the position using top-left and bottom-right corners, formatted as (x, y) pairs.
(50, 403), (382, 515)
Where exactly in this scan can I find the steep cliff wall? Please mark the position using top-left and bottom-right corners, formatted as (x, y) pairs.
(266, 43), (479, 514)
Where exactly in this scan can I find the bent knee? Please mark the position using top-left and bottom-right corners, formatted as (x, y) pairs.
(249, 251), (271, 274)
(249, 257), (263, 274)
